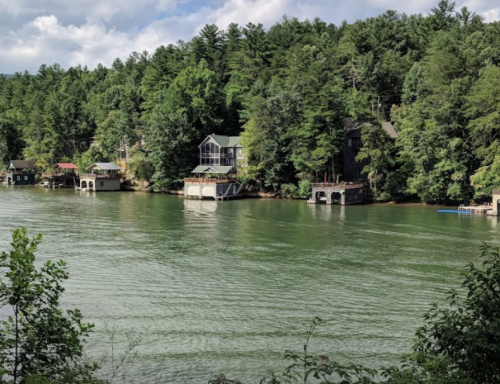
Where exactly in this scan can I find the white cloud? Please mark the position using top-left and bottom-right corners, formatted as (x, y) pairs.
(0, 16), (156, 73)
(1, 0), (500, 73)
(482, 8), (500, 22)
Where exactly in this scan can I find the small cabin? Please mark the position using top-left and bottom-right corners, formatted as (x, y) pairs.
(184, 166), (242, 200)
(80, 163), (122, 191)
(5, 160), (37, 185)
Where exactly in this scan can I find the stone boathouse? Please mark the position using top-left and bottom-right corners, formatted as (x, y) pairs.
(308, 183), (365, 205)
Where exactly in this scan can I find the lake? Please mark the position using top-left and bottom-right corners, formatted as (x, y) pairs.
(0, 185), (498, 383)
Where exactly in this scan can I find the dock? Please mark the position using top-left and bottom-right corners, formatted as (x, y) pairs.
(458, 204), (493, 214)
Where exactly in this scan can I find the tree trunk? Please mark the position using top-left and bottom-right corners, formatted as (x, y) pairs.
(14, 305), (19, 384)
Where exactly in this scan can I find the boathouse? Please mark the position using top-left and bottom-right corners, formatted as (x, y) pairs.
(80, 163), (122, 191)
(184, 165), (243, 200)
(42, 163), (79, 188)
(5, 160), (37, 185)
(308, 183), (365, 205)
(184, 134), (245, 200)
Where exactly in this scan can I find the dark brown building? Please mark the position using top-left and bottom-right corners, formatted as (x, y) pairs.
(342, 120), (398, 182)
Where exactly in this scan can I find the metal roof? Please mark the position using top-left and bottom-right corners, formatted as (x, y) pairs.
(200, 134), (242, 148)
(9, 160), (36, 169)
(87, 163), (122, 171)
(57, 163), (78, 169)
(191, 165), (236, 174)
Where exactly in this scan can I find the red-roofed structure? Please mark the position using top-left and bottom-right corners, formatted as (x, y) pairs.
(57, 163), (78, 169)
(41, 163), (79, 188)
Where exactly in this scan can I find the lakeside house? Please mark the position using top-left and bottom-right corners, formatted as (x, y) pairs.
(184, 135), (244, 200)
(80, 163), (123, 191)
(343, 119), (398, 182)
(42, 163), (79, 188)
(5, 160), (37, 185)
(198, 134), (244, 167)
(309, 120), (398, 205)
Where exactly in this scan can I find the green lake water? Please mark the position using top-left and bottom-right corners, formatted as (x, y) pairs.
(0, 185), (499, 383)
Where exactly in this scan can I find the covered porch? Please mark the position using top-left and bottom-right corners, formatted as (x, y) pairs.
(184, 166), (243, 200)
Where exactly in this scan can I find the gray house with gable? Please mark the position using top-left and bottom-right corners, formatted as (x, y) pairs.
(184, 134), (245, 200)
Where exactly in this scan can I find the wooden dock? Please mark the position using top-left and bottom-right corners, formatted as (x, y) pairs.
(458, 204), (493, 214)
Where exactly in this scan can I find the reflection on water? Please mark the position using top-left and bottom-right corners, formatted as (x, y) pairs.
(0, 186), (499, 383)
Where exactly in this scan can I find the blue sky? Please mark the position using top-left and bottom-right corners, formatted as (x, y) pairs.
(0, 0), (499, 73)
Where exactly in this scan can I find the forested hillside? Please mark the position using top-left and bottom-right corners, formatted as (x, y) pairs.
(1, 0), (499, 203)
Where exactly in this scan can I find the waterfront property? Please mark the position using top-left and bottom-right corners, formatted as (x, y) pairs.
(79, 163), (123, 191)
(308, 182), (365, 205)
(184, 165), (243, 200)
(5, 160), (37, 185)
(184, 134), (245, 200)
(42, 163), (79, 188)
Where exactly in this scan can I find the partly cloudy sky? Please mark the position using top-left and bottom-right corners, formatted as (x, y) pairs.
(0, 0), (499, 73)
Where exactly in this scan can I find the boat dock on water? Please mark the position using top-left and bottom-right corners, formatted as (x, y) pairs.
(457, 204), (494, 214)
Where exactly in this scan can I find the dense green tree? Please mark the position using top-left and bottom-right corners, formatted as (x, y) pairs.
(386, 244), (500, 384)
(356, 123), (395, 198)
(144, 60), (226, 190)
(0, 228), (104, 384)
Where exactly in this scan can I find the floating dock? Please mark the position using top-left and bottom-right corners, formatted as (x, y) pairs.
(457, 204), (494, 215)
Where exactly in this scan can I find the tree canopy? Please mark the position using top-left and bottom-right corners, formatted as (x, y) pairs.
(1, 1), (500, 201)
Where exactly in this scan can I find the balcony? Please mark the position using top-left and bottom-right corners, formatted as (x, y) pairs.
(80, 173), (122, 179)
(184, 178), (236, 184)
(312, 183), (365, 189)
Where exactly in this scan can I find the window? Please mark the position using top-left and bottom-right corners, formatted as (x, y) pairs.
(24, 176), (28, 181)
(100, 181), (104, 187)
(347, 139), (352, 147)
(352, 138), (361, 151)
(201, 142), (220, 165)
(352, 167), (363, 176)
(17, 176), (20, 181)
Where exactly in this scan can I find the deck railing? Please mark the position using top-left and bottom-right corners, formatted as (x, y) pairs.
(42, 172), (78, 178)
(184, 178), (236, 184)
(6, 170), (37, 174)
(80, 173), (122, 178)
(312, 183), (365, 189)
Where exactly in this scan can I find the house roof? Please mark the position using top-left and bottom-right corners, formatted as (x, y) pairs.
(200, 134), (242, 148)
(382, 122), (398, 139)
(87, 162), (122, 171)
(344, 119), (399, 139)
(9, 160), (35, 169)
(191, 165), (236, 174)
(57, 163), (78, 169)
